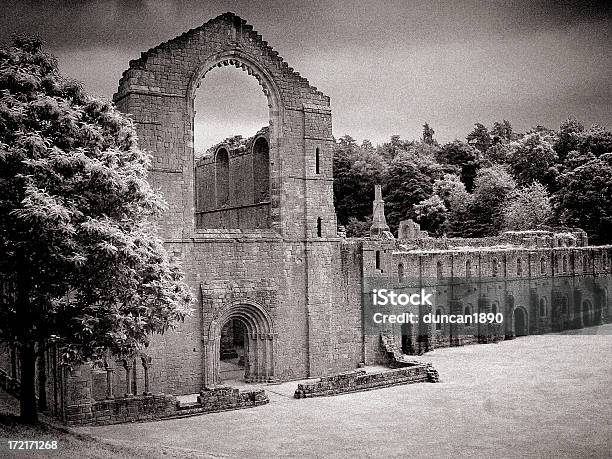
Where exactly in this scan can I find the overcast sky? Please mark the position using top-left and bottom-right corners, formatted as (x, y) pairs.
(1, 0), (610, 150)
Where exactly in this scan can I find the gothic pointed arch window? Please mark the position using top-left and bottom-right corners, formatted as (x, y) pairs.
(492, 258), (499, 277)
(398, 263), (405, 283)
(562, 255), (568, 273)
(540, 257), (546, 275)
(517, 257), (523, 276)
(465, 259), (472, 278)
(253, 137), (270, 203)
(215, 148), (230, 207)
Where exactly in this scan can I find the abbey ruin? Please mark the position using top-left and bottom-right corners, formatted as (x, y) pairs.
(1, 13), (610, 425)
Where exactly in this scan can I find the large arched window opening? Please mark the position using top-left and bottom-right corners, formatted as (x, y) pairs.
(193, 65), (268, 158)
(192, 60), (275, 230)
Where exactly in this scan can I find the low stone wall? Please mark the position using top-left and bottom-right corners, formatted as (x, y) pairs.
(294, 365), (437, 399)
(65, 393), (179, 426)
(191, 386), (268, 412)
(65, 386), (269, 426)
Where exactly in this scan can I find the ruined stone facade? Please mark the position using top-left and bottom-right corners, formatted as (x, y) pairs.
(1, 13), (611, 425)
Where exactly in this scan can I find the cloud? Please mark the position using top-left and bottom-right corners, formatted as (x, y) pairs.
(2, 0), (610, 147)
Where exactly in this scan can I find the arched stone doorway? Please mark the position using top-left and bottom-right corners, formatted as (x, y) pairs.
(203, 301), (275, 386)
(514, 307), (528, 337)
(219, 319), (247, 381)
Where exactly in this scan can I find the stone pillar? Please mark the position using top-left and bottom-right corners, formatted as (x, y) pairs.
(104, 361), (115, 399)
(504, 296), (515, 340)
(370, 185), (392, 239)
(478, 296), (491, 343)
(449, 299), (464, 347)
(141, 356), (152, 395)
(202, 338), (220, 387)
(122, 360), (133, 397)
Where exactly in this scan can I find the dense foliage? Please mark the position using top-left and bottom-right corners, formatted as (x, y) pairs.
(0, 36), (193, 421)
(334, 118), (612, 244)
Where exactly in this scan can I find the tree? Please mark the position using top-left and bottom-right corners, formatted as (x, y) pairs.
(563, 150), (596, 171)
(503, 183), (553, 230)
(466, 123), (492, 155)
(345, 216), (372, 238)
(431, 173), (470, 213)
(361, 139), (374, 151)
(422, 123), (435, 145)
(0, 36), (193, 422)
(414, 194), (447, 236)
(576, 124), (612, 157)
(554, 117), (584, 161)
(555, 154), (612, 244)
(333, 138), (385, 226)
(468, 165), (516, 236)
(507, 132), (558, 186)
(436, 140), (480, 191)
(484, 142), (512, 164)
(383, 148), (443, 233)
(491, 120), (513, 143)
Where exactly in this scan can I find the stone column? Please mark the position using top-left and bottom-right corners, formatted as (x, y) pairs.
(141, 356), (152, 395)
(122, 360), (133, 397)
(104, 361), (115, 399)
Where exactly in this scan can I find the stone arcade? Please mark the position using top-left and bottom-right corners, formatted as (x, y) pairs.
(1, 13), (611, 425)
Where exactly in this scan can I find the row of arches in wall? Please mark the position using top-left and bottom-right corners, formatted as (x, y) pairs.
(211, 136), (270, 208)
(391, 252), (610, 283)
(431, 294), (605, 334)
(209, 143), (324, 209)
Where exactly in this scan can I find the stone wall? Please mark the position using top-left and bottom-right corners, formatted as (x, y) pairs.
(63, 386), (269, 426)
(195, 128), (271, 230)
(362, 237), (612, 363)
(294, 366), (436, 399)
(144, 235), (364, 395)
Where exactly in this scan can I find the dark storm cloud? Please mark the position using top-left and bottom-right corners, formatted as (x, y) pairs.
(1, 0), (610, 144)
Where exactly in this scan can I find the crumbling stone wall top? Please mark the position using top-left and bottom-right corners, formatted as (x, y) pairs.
(113, 12), (329, 107)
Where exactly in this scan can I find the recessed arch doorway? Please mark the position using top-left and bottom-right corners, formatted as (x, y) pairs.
(203, 301), (276, 386)
(514, 307), (528, 337)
